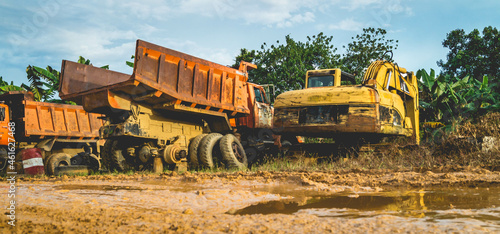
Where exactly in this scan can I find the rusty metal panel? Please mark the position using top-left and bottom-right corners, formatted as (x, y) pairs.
(254, 102), (273, 129)
(274, 104), (380, 137)
(133, 40), (250, 114)
(23, 100), (103, 138)
(59, 60), (130, 102)
(60, 40), (251, 116)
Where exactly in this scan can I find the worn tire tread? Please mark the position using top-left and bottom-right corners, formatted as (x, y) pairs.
(198, 133), (222, 169)
(188, 134), (207, 168)
(101, 140), (114, 170)
(220, 134), (248, 170)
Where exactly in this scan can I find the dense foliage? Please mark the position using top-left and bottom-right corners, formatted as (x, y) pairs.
(438, 26), (499, 82)
(341, 28), (398, 80)
(234, 28), (397, 95)
(417, 69), (500, 125)
(234, 33), (340, 94)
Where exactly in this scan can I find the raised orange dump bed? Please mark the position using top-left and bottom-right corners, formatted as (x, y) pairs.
(60, 40), (253, 117)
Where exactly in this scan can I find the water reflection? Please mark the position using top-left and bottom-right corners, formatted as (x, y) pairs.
(233, 187), (500, 222)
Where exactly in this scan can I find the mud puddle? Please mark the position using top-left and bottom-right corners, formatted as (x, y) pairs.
(4, 171), (500, 233)
(233, 187), (500, 230)
(56, 184), (144, 191)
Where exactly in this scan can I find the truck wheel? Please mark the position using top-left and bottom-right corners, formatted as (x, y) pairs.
(46, 153), (71, 175)
(188, 134), (207, 168)
(88, 154), (101, 172)
(220, 134), (248, 170)
(109, 140), (132, 172)
(198, 133), (222, 169)
(101, 140), (114, 170)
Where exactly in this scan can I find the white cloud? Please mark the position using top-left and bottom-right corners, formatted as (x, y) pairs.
(344, 0), (383, 10)
(118, 0), (174, 21)
(324, 18), (366, 31)
(343, 0), (413, 15)
(178, 0), (322, 27)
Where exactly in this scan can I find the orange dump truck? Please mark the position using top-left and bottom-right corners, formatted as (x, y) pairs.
(0, 91), (103, 175)
(59, 40), (273, 172)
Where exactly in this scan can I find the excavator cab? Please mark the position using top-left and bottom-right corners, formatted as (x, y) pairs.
(305, 69), (356, 88)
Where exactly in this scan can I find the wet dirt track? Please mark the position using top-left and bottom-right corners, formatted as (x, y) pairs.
(1, 169), (500, 233)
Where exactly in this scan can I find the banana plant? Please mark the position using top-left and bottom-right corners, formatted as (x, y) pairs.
(0, 76), (25, 94)
(417, 69), (472, 123)
(25, 65), (60, 101)
(462, 75), (500, 116)
(418, 69), (500, 124)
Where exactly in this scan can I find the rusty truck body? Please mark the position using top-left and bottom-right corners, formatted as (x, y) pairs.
(0, 91), (103, 175)
(59, 40), (273, 172)
(273, 60), (419, 153)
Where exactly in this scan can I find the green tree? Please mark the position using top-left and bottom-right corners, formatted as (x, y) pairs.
(437, 26), (499, 81)
(342, 28), (398, 81)
(234, 32), (340, 95)
(234, 28), (398, 94)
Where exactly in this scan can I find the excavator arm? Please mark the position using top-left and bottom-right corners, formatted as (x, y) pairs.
(363, 61), (420, 144)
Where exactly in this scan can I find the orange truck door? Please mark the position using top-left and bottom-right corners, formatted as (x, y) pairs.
(0, 104), (10, 147)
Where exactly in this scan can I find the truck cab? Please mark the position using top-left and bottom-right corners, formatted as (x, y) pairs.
(236, 83), (274, 129)
(0, 103), (10, 170)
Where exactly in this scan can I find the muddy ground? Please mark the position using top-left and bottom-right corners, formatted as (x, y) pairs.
(1, 168), (499, 233)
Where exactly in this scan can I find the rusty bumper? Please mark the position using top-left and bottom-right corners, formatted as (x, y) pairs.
(273, 104), (409, 138)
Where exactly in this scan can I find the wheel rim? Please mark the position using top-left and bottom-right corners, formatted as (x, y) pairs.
(232, 142), (245, 163)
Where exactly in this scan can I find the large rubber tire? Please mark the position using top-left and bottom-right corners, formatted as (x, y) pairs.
(102, 140), (131, 172)
(220, 134), (248, 170)
(198, 133), (222, 169)
(188, 134), (207, 168)
(101, 140), (114, 170)
(46, 153), (71, 175)
(88, 154), (101, 172)
(111, 141), (132, 172)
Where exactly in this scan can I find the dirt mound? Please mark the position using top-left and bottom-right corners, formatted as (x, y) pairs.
(457, 112), (500, 138)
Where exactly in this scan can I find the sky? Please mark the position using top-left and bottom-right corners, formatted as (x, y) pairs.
(0, 0), (499, 86)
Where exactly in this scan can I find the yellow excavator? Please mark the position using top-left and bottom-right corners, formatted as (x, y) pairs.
(273, 59), (419, 150)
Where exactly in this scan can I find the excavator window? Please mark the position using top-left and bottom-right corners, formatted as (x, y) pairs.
(308, 75), (335, 88)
